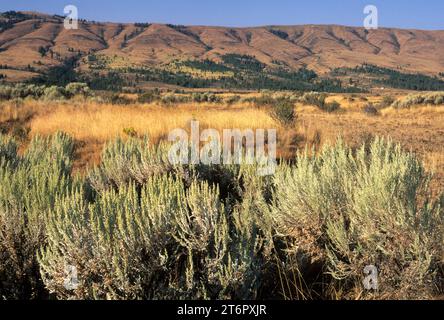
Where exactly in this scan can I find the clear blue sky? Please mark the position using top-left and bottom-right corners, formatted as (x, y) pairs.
(1, 0), (443, 29)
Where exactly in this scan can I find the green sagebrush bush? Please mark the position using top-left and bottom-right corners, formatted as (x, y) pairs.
(0, 133), (75, 299)
(86, 137), (252, 202)
(392, 92), (444, 108)
(38, 172), (273, 300)
(271, 138), (443, 299)
(87, 138), (181, 192)
(37, 136), (275, 300)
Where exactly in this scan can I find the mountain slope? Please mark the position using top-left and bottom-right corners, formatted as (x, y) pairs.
(1, 11), (444, 85)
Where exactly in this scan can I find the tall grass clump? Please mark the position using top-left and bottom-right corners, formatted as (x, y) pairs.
(0, 133), (75, 299)
(87, 138), (250, 203)
(271, 138), (443, 299)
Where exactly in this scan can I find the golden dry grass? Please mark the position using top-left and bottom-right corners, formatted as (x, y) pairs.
(28, 101), (277, 142)
(2, 100), (281, 170)
(0, 97), (443, 195)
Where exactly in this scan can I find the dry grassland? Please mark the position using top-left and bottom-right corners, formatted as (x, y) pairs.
(1, 96), (443, 195)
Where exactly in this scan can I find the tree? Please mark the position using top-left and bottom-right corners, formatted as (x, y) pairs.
(38, 46), (47, 57)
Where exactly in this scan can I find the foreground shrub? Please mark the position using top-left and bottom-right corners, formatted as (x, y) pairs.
(39, 175), (272, 299)
(1, 133), (443, 300)
(87, 138), (178, 192)
(272, 138), (443, 299)
(0, 133), (75, 299)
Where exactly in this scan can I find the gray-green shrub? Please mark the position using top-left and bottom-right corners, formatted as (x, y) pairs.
(0, 133), (75, 299)
(138, 89), (161, 103)
(87, 138), (179, 192)
(271, 138), (443, 299)
(65, 82), (91, 97)
(392, 92), (444, 108)
(38, 174), (272, 299)
(0, 132), (442, 300)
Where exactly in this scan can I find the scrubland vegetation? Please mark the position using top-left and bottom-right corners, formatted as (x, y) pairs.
(2, 9), (444, 301)
(0, 82), (443, 300)
(0, 133), (442, 300)
(391, 92), (444, 109)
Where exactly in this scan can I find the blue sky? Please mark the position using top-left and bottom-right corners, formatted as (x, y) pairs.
(1, 0), (443, 29)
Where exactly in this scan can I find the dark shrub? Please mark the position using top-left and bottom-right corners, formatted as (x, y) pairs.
(381, 95), (395, 108)
(269, 100), (296, 127)
(363, 104), (379, 116)
(322, 100), (341, 113)
(108, 93), (132, 105)
(138, 89), (160, 104)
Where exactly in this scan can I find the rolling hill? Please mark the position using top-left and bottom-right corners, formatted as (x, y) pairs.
(1, 11), (444, 90)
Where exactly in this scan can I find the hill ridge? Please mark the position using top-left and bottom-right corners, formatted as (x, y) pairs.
(1, 10), (444, 85)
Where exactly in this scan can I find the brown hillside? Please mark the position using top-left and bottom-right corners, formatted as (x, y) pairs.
(1, 11), (444, 81)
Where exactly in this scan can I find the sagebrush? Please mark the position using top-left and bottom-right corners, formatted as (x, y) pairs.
(0, 134), (442, 300)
